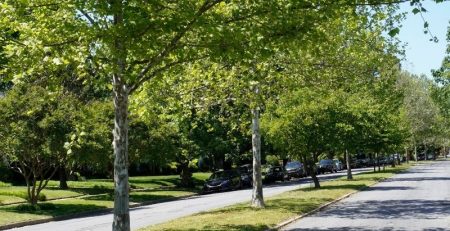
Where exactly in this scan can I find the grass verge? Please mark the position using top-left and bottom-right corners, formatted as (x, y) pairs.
(141, 164), (412, 231)
(0, 172), (210, 227)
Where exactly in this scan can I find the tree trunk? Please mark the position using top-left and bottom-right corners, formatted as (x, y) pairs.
(377, 152), (381, 172)
(424, 144), (428, 161)
(59, 165), (68, 189)
(112, 79), (130, 231)
(345, 149), (352, 180)
(251, 105), (264, 208)
(405, 147), (409, 164)
(310, 163), (320, 188)
(391, 154), (395, 168)
(111, 1), (130, 230)
(414, 145), (418, 162)
(180, 162), (193, 187)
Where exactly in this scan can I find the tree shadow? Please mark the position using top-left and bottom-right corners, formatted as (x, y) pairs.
(0, 203), (109, 218)
(286, 226), (450, 231)
(309, 199), (450, 220)
(384, 177), (450, 182)
(365, 186), (415, 191)
(45, 185), (113, 195)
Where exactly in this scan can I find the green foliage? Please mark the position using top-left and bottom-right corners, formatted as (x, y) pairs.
(265, 155), (279, 166)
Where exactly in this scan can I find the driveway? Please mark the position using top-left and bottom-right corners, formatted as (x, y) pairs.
(8, 168), (371, 231)
(282, 160), (450, 231)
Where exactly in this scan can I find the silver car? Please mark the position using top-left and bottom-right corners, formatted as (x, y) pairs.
(333, 159), (343, 171)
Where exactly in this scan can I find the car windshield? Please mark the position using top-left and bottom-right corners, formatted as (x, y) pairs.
(209, 171), (233, 180)
(286, 162), (300, 169)
(320, 160), (333, 165)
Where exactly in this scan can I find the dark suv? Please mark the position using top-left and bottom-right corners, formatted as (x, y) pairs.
(202, 169), (242, 193)
(263, 166), (289, 183)
(238, 164), (253, 187)
(317, 159), (336, 174)
(285, 161), (305, 178)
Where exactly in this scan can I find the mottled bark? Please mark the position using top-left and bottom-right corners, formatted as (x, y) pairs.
(112, 2), (130, 229)
(251, 106), (264, 208)
(112, 77), (130, 231)
(345, 149), (352, 180)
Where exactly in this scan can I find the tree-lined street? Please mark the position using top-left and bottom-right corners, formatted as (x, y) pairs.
(282, 160), (450, 231)
(8, 168), (372, 231)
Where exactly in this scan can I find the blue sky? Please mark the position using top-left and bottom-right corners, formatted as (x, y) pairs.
(397, 0), (450, 77)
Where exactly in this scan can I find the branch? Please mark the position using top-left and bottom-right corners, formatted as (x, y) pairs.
(78, 9), (96, 26)
(129, 55), (208, 94)
(134, 0), (223, 82)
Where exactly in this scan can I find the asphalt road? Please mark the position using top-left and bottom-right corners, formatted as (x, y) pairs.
(8, 168), (371, 231)
(282, 160), (450, 231)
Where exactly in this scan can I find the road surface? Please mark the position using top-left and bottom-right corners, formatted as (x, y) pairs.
(8, 168), (370, 231)
(282, 160), (450, 231)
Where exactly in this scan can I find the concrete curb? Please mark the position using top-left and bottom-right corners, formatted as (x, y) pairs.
(269, 166), (414, 231)
(0, 193), (197, 231)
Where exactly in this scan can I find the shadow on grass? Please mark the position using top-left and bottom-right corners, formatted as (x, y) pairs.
(129, 177), (206, 190)
(205, 224), (269, 231)
(0, 203), (108, 217)
(83, 191), (184, 204)
(45, 186), (113, 195)
(302, 184), (368, 191)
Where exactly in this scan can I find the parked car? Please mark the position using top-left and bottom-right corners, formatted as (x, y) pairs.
(263, 166), (289, 183)
(285, 161), (305, 178)
(202, 169), (242, 193)
(238, 164), (253, 187)
(317, 159), (336, 174)
(333, 159), (343, 171)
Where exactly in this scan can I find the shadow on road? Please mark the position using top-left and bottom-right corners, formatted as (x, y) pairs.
(287, 226), (450, 231)
(384, 177), (450, 182)
(311, 199), (450, 220)
(365, 186), (416, 191)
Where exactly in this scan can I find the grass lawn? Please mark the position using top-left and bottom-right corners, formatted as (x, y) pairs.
(141, 164), (412, 231)
(0, 172), (211, 206)
(0, 172), (210, 226)
(0, 189), (196, 226)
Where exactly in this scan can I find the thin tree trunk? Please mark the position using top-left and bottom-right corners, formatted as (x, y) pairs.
(309, 162), (320, 188)
(180, 162), (193, 187)
(251, 105), (264, 208)
(424, 144), (428, 161)
(345, 149), (352, 180)
(377, 152), (381, 172)
(391, 154), (395, 167)
(414, 145), (418, 162)
(59, 165), (68, 189)
(405, 147), (409, 164)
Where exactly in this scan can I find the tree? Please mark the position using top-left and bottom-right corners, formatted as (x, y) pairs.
(431, 22), (450, 157)
(2, 0), (444, 229)
(0, 85), (77, 205)
(398, 72), (441, 160)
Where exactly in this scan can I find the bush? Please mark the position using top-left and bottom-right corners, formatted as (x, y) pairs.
(265, 155), (280, 166)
